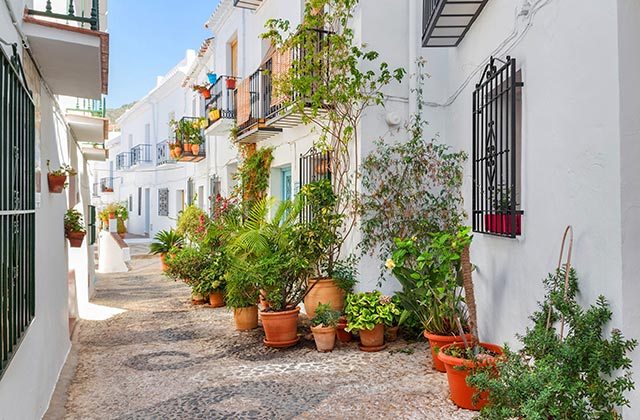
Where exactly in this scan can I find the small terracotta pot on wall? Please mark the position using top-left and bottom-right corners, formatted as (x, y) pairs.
(226, 78), (236, 90)
(208, 290), (225, 308)
(66, 231), (85, 248)
(304, 278), (344, 319)
(48, 174), (67, 193)
(234, 306), (259, 331)
(437, 342), (503, 411)
(424, 331), (474, 372)
(261, 307), (300, 348)
(311, 325), (336, 352)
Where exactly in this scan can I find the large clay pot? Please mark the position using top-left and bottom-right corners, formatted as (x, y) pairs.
(359, 323), (385, 348)
(48, 174), (67, 193)
(304, 278), (344, 319)
(67, 231), (85, 248)
(234, 306), (258, 331)
(424, 331), (474, 372)
(261, 307), (300, 348)
(160, 253), (168, 271)
(438, 342), (503, 411)
(208, 290), (225, 308)
(336, 317), (352, 343)
(311, 325), (336, 352)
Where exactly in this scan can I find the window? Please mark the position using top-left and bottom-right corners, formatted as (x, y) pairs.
(299, 147), (331, 222)
(198, 186), (204, 208)
(186, 178), (194, 205)
(472, 56), (523, 237)
(176, 190), (185, 215)
(281, 166), (292, 202)
(229, 37), (238, 77)
(158, 188), (169, 216)
(128, 133), (133, 149)
(0, 48), (36, 377)
(138, 187), (142, 216)
(129, 195), (133, 211)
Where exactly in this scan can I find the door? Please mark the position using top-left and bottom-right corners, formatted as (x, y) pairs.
(144, 188), (151, 235)
(281, 167), (292, 202)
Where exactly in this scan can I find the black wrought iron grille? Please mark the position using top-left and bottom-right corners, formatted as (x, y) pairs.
(0, 48), (36, 378)
(472, 56), (523, 237)
(88, 206), (96, 245)
(158, 188), (169, 217)
(130, 144), (152, 166)
(299, 147), (331, 223)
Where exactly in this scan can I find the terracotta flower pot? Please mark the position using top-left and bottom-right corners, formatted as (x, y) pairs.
(226, 78), (236, 90)
(191, 144), (200, 156)
(174, 146), (182, 157)
(67, 231), (85, 248)
(108, 212), (116, 220)
(386, 325), (399, 342)
(200, 88), (211, 99)
(208, 290), (225, 308)
(438, 342), (503, 411)
(261, 307), (300, 348)
(169, 148), (176, 159)
(48, 174), (67, 193)
(304, 277), (345, 319)
(160, 253), (168, 271)
(424, 331), (474, 372)
(311, 325), (336, 352)
(336, 317), (352, 343)
(192, 292), (206, 304)
(359, 323), (385, 349)
(234, 306), (258, 331)
(184, 142), (192, 153)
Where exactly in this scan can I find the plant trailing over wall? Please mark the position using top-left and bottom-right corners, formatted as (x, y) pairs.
(344, 291), (400, 332)
(360, 58), (467, 275)
(263, 0), (406, 267)
(235, 146), (274, 214)
(468, 267), (637, 419)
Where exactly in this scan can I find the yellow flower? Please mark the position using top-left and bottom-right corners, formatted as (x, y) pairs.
(385, 258), (396, 270)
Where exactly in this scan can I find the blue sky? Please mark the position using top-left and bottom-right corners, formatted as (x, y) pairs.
(108, 0), (220, 108)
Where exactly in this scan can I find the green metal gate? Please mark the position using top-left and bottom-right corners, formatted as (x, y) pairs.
(0, 46), (36, 378)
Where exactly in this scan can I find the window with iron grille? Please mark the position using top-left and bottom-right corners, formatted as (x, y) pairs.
(186, 178), (194, 205)
(158, 189), (169, 216)
(88, 205), (97, 245)
(472, 56), (524, 237)
(137, 187), (142, 216)
(299, 147), (331, 222)
(0, 47), (36, 378)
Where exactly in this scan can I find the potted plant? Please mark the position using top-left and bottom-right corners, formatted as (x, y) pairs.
(385, 295), (403, 342)
(104, 202), (118, 220)
(164, 245), (213, 304)
(192, 83), (211, 99)
(64, 209), (86, 248)
(467, 267), (637, 416)
(47, 160), (76, 193)
(336, 315), (352, 343)
(310, 303), (340, 352)
(208, 108), (221, 122)
(149, 229), (184, 271)
(225, 265), (259, 330)
(389, 227), (473, 371)
(344, 291), (399, 352)
(484, 185), (522, 235)
(226, 77), (236, 90)
(230, 198), (312, 348)
(207, 73), (217, 84)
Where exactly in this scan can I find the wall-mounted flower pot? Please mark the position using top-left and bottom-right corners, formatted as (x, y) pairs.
(311, 325), (336, 352)
(424, 331), (474, 372)
(336, 317), (352, 342)
(200, 89), (211, 99)
(209, 108), (221, 122)
(208, 290), (225, 308)
(226, 78), (236, 90)
(484, 212), (522, 235)
(437, 342), (503, 411)
(358, 323), (385, 352)
(304, 277), (345, 320)
(234, 306), (258, 331)
(191, 144), (200, 156)
(47, 174), (67, 193)
(261, 307), (300, 348)
(207, 73), (217, 84)
(66, 231), (85, 248)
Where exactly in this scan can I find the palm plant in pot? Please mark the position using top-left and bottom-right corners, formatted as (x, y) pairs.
(388, 227), (473, 372)
(47, 160), (76, 193)
(64, 209), (86, 247)
(149, 229), (184, 271)
(310, 303), (341, 352)
(344, 291), (399, 352)
(230, 198), (312, 348)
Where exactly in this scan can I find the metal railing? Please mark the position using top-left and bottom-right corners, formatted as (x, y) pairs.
(299, 147), (331, 223)
(422, 0), (442, 42)
(130, 144), (152, 166)
(0, 47), (36, 379)
(236, 69), (263, 133)
(156, 141), (175, 166)
(115, 152), (130, 170)
(26, 0), (101, 31)
(205, 76), (237, 126)
(100, 177), (114, 192)
(66, 97), (105, 117)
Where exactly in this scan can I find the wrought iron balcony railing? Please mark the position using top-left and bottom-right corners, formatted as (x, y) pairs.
(205, 76), (237, 127)
(66, 97), (105, 117)
(100, 177), (114, 192)
(173, 117), (206, 162)
(26, 0), (101, 31)
(115, 152), (130, 170)
(130, 144), (152, 166)
(156, 141), (175, 166)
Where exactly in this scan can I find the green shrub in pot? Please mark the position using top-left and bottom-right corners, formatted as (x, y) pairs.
(344, 291), (399, 333)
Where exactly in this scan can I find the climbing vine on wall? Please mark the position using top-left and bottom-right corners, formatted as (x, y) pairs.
(235, 146), (274, 213)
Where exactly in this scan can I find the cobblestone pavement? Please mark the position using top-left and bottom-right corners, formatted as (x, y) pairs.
(59, 257), (477, 420)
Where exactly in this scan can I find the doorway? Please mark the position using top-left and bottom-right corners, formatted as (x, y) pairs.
(144, 188), (151, 235)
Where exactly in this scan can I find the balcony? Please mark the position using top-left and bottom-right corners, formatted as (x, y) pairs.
(116, 152), (130, 171)
(130, 144), (153, 167)
(80, 144), (108, 161)
(100, 177), (114, 193)
(66, 98), (108, 146)
(422, 0), (488, 47)
(157, 141), (176, 166)
(204, 76), (237, 136)
(22, 0), (108, 99)
(235, 69), (283, 144)
(264, 29), (331, 129)
(233, 0), (263, 10)
(173, 117), (206, 163)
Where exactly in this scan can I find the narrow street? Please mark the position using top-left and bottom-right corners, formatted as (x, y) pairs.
(49, 253), (474, 419)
